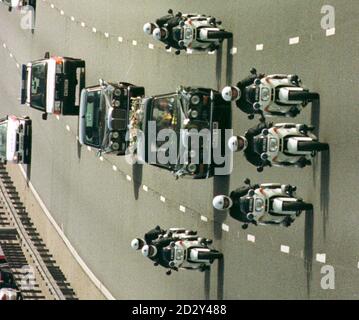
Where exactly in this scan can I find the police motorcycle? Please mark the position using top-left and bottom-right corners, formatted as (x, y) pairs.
(161, 238), (223, 275)
(239, 179), (313, 229)
(253, 123), (329, 172)
(245, 68), (319, 120)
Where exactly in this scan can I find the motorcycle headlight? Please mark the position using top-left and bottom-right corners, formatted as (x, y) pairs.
(113, 100), (121, 107)
(261, 87), (270, 101)
(190, 109), (199, 119)
(191, 95), (201, 105)
(269, 138), (278, 152)
(185, 28), (192, 39)
(111, 131), (120, 140)
(255, 198), (264, 212)
(114, 89), (122, 97)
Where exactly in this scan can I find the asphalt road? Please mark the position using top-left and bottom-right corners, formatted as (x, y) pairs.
(0, 0), (359, 299)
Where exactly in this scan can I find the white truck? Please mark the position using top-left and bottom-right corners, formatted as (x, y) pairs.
(21, 52), (86, 120)
(0, 115), (32, 164)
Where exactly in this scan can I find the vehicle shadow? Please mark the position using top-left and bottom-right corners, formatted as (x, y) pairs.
(225, 38), (233, 85)
(204, 268), (211, 300)
(25, 164), (31, 185)
(310, 98), (320, 185)
(77, 140), (82, 160)
(132, 163), (143, 200)
(217, 257), (225, 300)
(215, 44), (223, 90)
(320, 149), (330, 241)
(304, 208), (314, 298)
(212, 175), (230, 240)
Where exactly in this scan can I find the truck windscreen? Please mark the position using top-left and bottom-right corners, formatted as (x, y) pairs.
(30, 62), (47, 110)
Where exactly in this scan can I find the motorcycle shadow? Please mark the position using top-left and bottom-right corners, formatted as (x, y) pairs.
(304, 208), (314, 298)
(310, 97), (321, 137)
(320, 149), (331, 240)
(203, 256), (225, 300)
(212, 175), (230, 240)
(77, 140), (82, 160)
(132, 163), (143, 200)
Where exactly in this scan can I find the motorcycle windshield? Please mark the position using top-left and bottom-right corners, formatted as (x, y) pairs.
(240, 197), (253, 214)
(253, 137), (266, 155)
(245, 86), (259, 104)
(172, 27), (183, 42)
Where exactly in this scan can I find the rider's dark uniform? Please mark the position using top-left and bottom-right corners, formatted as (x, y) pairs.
(150, 237), (176, 268)
(243, 122), (270, 167)
(235, 74), (262, 114)
(155, 14), (182, 50)
(144, 226), (166, 244)
(228, 186), (258, 224)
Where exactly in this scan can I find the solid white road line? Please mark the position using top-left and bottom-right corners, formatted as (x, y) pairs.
(17, 165), (115, 300)
(256, 44), (264, 51)
(200, 215), (208, 222)
(247, 234), (255, 243)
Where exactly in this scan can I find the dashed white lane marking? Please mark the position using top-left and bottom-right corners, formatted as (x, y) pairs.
(92, 27), (97, 33)
(99, 156), (104, 162)
(81, 22), (86, 28)
(222, 224), (229, 232)
(160, 196), (166, 203)
(56, 115), (60, 120)
(50, 4), (54, 9)
(230, 47), (237, 55)
(60, 10), (64, 16)
(112, 165), (117, 172)
(87, 146), (91, 152)
(357, 262), (359, 269)
(132, 40), (137, 46)
(142, 185), (148, 192)
(200, 215), (208, 222)
(118, 36), (123, 42)
(148, 43), (154, 49)
(326, 27), (336, 36)
(65, 125), (70, 131)
(247, 234), (255, 243)
(289, 36), (300, 45)
(316, 253), (326, 264)
(70, 16), (75, 22)
(280, 245), (290, 254)
(186, 48), (193, 54)
(9, 53), (13, 58)
(104, 32), (110, 38)
(256, 44), (264, 51)
(179, 205), (186, 213)
(2, 43), (6, 49)
(166, 47), (172, 53)
(126, 175), (132, 182)
(208, 51), (215, 55)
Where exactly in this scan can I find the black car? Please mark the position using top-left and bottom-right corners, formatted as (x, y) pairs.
(130, 86), (232, 179)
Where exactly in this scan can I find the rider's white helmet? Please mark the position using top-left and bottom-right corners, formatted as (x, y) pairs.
(212, 195), (233, 211)
(221, 86), (241, 102)
(153, 27), (168, 41)
(228, 136), (248, 152)
(131, 238), (145, 251)
(142, 245), (158, 258)
(143, 23), (155, 35)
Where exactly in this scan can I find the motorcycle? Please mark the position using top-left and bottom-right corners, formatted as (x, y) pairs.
(173, 13), (232, 54)
(253, 123), (329, 172)
(161, 239), (222, 275)
(245, 68), (319, 119)
(239, 179), (313, 229)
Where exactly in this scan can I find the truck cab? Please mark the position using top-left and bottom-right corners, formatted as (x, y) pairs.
(0, 115), (32, 164)
(79, 80), (145, 156)
(21, 52), (85, 120)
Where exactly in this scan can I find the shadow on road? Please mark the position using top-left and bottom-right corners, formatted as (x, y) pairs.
(213, 175), (230, 240)
(320, 149), (330, 240)
(132, 163), (143, 200)
(217, 257), (225, 300)
(304, 208), (314, 298)
(204, 269), (210, 300)
(225, 38), (233, 85)
(25, 164), (31, 185)
(77, 140), (82, 160)
(310, 98), (321, 137)
(215, 44), (223, 90)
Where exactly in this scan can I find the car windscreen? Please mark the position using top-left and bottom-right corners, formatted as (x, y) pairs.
(30, 62), (47, 110)
(83, 91), (105, 147)
(0, 122), (7, 160)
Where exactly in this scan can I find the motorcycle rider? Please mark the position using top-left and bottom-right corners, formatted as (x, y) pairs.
(228, 122), (313, 169)
(212, 184), (298, 227)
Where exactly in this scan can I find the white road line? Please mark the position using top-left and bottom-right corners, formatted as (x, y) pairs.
(148, 43), (154, 49)
(87, 146), (92, 152)
(142, 185), (148, 192)
(81, 22), (86, 28)
(99, 156), (104, 162)
(160, 196), (166, 203)
(132, 40), (137, 46)
(289, 37), (300, 45)
(65, 125), (70, 132)
(166, 47), (172, 53)
(126, 175), (132, 182)
(92, 27), (97, 33)
(316, 253), (326, 264)
(179, 205), (186, 213)
(357, 262), (359, 269)
(326, 27), (336, 37)
(112, 165), (117, 172)
(247, 234), (255, 243)
(104, 32), (110, 38)
(118, 36), (123, 42)
(200, 215), (208, 222)
(60, 10), (64, 16)
(280, 245), (290, 254)
(256, 44), (264, 51)
(186, 48), (193, 54)
(17, 165), (115, 300)
(70, 16), (75, 22)
(56, 115), (60, 120)
(208, 51), (215, 55)
(230, 47), (237, 55)
(222, 224), (229, 232)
